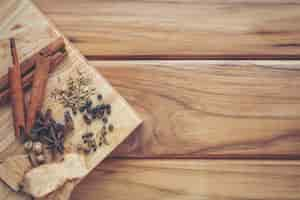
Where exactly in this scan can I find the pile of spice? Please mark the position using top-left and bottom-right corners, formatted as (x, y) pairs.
(51, 70), (96, 114)
(51, 71), (114, 154)
(77, 95), (114, 154)
(23, 109), (74, 166)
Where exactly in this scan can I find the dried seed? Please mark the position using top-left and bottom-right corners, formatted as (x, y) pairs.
(97, 94), (103, 101)
(82, 132), (94, 138)
(83, 114), (92, 125)
(64, 111), (74, 131)
(102, 117), (108, 124)
(108, 124), (114, 132)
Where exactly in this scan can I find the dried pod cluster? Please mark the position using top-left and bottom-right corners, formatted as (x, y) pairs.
(26, 108), (74, 161)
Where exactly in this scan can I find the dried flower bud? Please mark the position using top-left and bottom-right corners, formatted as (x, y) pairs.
(24, 140), (33, 152)
(32, 142), (43, 154)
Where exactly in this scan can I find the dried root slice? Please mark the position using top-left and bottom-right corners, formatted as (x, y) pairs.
(23, 153), (88, 198)
(0, 155), (32, 192)
(36, 181), (79, 200)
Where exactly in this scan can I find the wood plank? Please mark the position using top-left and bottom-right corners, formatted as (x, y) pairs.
(71, 159), (300, 200)
(33, 0), (300, 60)
(89, 60), (300, 158)
(0, 0), (141, 199)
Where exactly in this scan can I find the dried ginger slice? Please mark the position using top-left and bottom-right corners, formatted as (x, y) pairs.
(23, 153), (87, 198)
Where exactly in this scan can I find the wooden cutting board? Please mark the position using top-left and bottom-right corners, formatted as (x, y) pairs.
(0, 0), (142, 199)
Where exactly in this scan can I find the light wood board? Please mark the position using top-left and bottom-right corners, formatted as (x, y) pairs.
(89, 61), (300, 159)
(0, 0), (141, 199)
(33, 0), (300, 60)
(72, 159), (300, 200)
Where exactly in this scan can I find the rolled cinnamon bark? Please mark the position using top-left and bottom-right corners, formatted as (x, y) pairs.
(0, 51), (66, 104)
(26, 55), (51, 134)
(8, 38), (26, 137)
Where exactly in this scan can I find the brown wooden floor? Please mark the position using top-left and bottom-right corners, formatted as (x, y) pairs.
(34, 1), (300, 199)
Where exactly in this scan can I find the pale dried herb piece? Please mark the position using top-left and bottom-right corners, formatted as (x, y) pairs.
(51, 70), (96, 112)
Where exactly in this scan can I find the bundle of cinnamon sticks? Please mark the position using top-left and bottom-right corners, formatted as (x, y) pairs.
(5, 37), (67, 139)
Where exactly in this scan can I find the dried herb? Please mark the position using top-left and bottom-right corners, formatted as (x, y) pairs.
(51, 70), (95, 112)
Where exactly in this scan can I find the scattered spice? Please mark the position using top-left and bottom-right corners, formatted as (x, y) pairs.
(64, 111), (74, 131)
(51, 70), (95, 112)
(29, 109), (71, 156)
(97, 94), (102, 101)
(83, 114), (92, 125)
(108, 124), (114, 132)
(51, 72), (115, 155)
(102, 117), (108, 124)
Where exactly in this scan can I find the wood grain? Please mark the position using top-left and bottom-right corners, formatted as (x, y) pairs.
(89, 61), (300, 158)
(0, 0), (141, 199)
(72, 159), (300, 200)
(33, 0), (300, 60)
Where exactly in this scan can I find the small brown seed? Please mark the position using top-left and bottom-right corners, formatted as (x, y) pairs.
(102, 117), (108, 124)
(82, 132), (94, 138)
(97, 94), (103, 101)
(108, 124), (114, 132)
(83, 114), (92, 125)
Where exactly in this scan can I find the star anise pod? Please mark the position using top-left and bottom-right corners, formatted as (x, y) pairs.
(42, 125), (64, 154)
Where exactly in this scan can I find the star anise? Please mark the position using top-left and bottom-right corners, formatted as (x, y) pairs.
(42, 125), (64, 154)
(30, 109), (67, 154)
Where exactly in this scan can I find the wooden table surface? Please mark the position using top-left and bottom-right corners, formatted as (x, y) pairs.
(33, 1), (300, 199)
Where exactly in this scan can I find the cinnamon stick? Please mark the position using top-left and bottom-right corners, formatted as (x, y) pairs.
(8, 38), (26, 137)
(0, 51), (66, 104)
(26, 55), (51, 134)
(0, 37), (65, 93)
